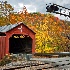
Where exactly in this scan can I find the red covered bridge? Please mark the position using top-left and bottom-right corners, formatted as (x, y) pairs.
(0, 22), (35, 59)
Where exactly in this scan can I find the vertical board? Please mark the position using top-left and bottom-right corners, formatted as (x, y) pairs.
(0, 37), (1, 59)
(0, 36), (6, 59)
(2, 36), (6, 58)
(0, 36), (2, 59)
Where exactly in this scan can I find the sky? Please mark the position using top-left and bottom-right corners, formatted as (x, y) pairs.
(1, 0), (70, 21)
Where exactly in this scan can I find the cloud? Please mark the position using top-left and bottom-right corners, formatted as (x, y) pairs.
(54, 14), (65, 20)
(14, 5), (17, 8)
(2, 0), (70, 21)
(18, 3), (24, 8)
(24, 5), (32, 8)
(14, 4), (37, 13)
(25, 5), (36, 13)
(18, 9), (22, 12)
(27, 8), (36, 13)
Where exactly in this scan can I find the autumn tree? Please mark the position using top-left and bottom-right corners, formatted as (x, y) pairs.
(34, 14), (70, 53)
(0, 3), (70, 53)
(0, 1), (14, 25)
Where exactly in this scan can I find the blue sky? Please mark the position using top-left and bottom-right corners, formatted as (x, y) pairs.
(1, 0), (70, 21)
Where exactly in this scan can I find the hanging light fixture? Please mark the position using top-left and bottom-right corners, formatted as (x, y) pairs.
(20, 35), (24, 38)
(14, 36), (19, 38)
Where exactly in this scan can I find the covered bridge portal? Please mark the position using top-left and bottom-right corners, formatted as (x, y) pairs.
(0, 22), (35, 59)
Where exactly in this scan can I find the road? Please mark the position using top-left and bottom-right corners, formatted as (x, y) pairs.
(30, 57), (70, 69)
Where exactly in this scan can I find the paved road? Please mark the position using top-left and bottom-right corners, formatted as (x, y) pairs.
(30, 57), (70, 69)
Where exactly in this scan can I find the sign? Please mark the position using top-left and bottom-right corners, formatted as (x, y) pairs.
(18, 25), (22, 32)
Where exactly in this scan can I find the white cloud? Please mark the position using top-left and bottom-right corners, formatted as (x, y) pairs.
(25, 5), (36, 13)
(14, 4), (36, 13)
(54, 14), (65, 20)
(6, 0), (70, 21)
(18, 9), (22, 12)
(18, 3), (24, 8)
(24, 5), (31, 8)
(27, 8), (36, 13)
(14, 5), (16, 8)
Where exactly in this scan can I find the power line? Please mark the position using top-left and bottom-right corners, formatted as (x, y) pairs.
(46, 3), (70, 18)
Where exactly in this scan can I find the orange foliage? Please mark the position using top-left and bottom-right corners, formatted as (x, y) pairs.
(0, 6), (70, 53)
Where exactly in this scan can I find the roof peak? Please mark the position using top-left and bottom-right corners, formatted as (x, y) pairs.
(0, 22), (35, 34)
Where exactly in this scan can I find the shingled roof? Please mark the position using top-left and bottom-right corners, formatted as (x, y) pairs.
(0, 22), (35, 34)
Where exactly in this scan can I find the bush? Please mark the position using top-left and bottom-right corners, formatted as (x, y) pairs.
(0, 54), (17, 66)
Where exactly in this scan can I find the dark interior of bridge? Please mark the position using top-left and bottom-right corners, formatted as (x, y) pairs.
(9, 34), (32, 54)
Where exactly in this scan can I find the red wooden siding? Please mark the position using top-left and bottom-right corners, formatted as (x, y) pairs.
(5, 24), (35, 54)
(0, 36), (6, 59)
(0, 23), (36, 59)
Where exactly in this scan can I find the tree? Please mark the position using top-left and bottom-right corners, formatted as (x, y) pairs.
(0, 1), (14, 24)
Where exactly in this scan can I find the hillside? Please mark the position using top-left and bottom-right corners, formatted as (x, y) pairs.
(0, 8), (70, 53)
